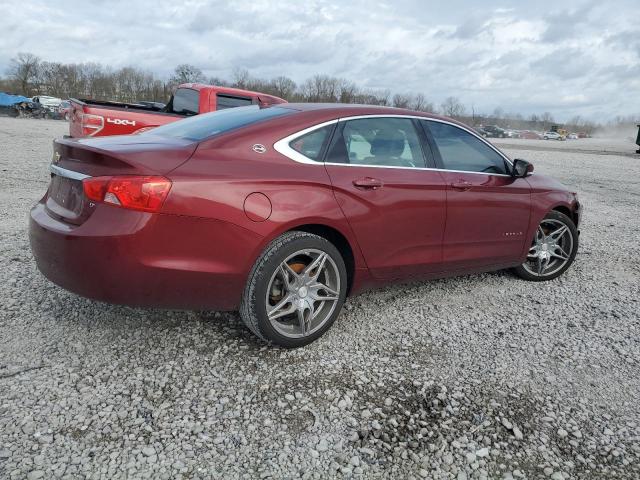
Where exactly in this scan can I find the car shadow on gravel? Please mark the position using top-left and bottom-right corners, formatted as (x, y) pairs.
(39, 267), (519, 353)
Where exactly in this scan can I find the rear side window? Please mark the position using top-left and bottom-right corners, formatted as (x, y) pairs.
(217, 94), (253, 110)
(172, 88), (200, 115)
(289, 125), (333, 162)
(425, 121), (508, 174)
(147, 106), (293, 141)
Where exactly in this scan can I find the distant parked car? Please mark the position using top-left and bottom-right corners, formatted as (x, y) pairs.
(543, 131), (565, 141)
(567, 133), (578, 140)
(474, 126), (489, 137)
(577, 132), (589, 138)
(58, 100), (71, 121)
(32, 95), (63, 115)
(504, 129), (520, 138)
(482, 125), (507, 138)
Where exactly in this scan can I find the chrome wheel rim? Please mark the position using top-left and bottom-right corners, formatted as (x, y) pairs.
(265, 249), (341, 338)
(522, 219), (574, 277)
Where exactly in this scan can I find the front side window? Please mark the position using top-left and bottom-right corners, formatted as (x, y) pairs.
(327, 117), (426, 168)
(172, 88), (200, 115)
(425, 121), (508, 174)
(289, 125), (333, 162)
(217, 94), (253, 110)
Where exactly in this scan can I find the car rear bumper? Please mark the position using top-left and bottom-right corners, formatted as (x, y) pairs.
(29, 202), (264, 311)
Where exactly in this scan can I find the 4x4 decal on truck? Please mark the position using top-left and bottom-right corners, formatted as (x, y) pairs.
(107, 118), (136, 126)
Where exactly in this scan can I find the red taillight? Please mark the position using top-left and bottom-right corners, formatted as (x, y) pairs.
(82, 177), (110, 202)
(82, 176), (172, 213)
(81, 113), (104, 136)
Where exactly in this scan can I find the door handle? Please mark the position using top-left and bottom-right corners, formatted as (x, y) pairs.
(353, 177), (383, 190)
(450, 180), (473, 191)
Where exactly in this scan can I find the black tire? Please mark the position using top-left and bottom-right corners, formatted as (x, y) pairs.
(512, 210), (578, 281)
(240, 231), (347, 348)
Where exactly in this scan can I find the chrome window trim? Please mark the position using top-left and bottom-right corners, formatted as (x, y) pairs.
(273, 113), (517, 177)
(273, 119), (339, 165)
(50, 164), (91, 180)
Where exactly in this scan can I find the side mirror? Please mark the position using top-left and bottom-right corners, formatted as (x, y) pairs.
(512, 158), (534, 178)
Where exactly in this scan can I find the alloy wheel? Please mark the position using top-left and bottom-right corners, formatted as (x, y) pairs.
(522, 218), (574, 277)
(265, 249), (341, 338)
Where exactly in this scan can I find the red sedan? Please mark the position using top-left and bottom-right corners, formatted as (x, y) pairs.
(30, 104), (581, 347)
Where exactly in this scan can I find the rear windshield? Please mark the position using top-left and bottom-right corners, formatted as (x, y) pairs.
(147, 105), (293, 141)
(172, 88), (200, 115)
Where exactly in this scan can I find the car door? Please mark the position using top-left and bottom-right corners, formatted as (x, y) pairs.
(422, 120), (531, 270)
(322, 116), (447, 280)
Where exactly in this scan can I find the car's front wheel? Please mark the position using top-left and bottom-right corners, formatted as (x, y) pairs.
(240, 231), (347, 348)
(512, 210), (578, 281)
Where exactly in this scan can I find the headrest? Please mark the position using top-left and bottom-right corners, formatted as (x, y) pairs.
(370, 130), (405, 157)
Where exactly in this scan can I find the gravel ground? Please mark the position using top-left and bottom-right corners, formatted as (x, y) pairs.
(492, 137), (639, 159)
(1, 116), (639, 479)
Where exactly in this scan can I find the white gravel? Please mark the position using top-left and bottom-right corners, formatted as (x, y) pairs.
(1, 116), (639, 479)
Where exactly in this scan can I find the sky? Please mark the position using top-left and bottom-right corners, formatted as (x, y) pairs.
(1, 0), (639, 122)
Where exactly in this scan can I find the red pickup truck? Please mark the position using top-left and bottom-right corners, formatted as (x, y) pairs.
(69, 83), (287, 137)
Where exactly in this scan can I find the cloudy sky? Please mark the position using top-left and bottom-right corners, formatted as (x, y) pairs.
(2, 0), (639, 121)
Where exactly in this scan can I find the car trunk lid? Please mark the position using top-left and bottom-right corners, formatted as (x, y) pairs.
(45, 134), (197, 225)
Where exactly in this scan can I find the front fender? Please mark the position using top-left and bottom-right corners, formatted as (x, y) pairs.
(518, 175), (579, 261)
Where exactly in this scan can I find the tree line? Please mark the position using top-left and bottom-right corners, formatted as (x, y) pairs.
(3, 52), (636, 135)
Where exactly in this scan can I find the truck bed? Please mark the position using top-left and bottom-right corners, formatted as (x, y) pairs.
(71, 98), (172, 114)
(69, 98), (184, 137)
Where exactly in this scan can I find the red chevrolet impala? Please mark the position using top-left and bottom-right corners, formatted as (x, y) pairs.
(30, 104), (581, 347)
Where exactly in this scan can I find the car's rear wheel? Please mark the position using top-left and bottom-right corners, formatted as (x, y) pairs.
(512, 210), (578, 281)
(240, 231), (347, 348)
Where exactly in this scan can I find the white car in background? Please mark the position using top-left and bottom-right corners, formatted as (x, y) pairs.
(504, 129), (520, 138)
(543, 131), (565, 141)
(32, 95), (62, 111)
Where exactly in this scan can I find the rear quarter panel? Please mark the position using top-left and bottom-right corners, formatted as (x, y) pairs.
(162, 119), (367, 276)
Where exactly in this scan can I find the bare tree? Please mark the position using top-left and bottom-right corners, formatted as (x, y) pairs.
(231, 68), (251, 89)
(208, 76), (229, 87)
(371, 89), (391, 106)
(270, 76), (296, 100)
(411, 93), (434, 112)
(7, 52), (40, 96)
(38, 61), (66, 97)
(301, 74), (341, 102)
(338, 79), (359, 103)
(392, 93), (412, 109)
(440, 96), (466, 118)
(169, 64), (205, 87)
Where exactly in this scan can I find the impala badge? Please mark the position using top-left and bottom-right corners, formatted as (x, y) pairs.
(252, 144), (267, 154)
(53, 152), (61, 164)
